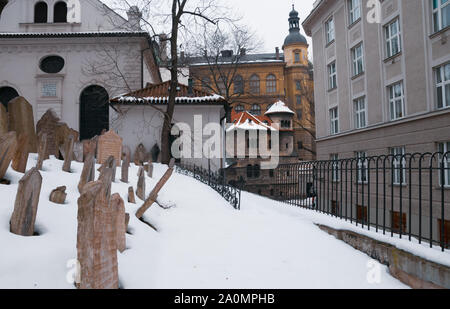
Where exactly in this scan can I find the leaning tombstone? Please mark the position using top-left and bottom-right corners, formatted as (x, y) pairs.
(98, 155), (116, 183)
(10, 168), (42, 236)
(121, 146), (131, 183)
(136, 167), (145, 201)
(76, 180), (118, 289)
(11, 133), (29, 173)
(111, 193), (126, 253)
(73, 142), (84, 163)
(134, 143), (147, 166)
(78, 153), (95, 193)
(0, 132), (17, 181)
(147, 161), (154, 178)
(128, 186), (136, 204)
(62, 135), (74, 172)
(7, 97), (37, 153)
(0, 103), (8, 135)
(36, 133), (48, 171)
(36, 109), (60, 158)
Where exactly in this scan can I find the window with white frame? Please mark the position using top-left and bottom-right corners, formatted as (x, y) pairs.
(328, 62), (337, 89)
(436, 63), (450, 109)
(385, 19), (402, 58)
(438, 142), (450, 187)
(432, 0), (450, 33)
(351, 43), (364, 76)
(390, 147), (406, 185)
(354, 97), (367, 129)
(331, 153), (340, 181)
(348, 0), (361, 25)
(355, 151), (368, 183)
(326, 17), (335, 44)
(388, 82), (405, 121)
(330, 107), (339, 135)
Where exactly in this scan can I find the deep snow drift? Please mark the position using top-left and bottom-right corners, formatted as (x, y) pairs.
(0, 155), (411, 289)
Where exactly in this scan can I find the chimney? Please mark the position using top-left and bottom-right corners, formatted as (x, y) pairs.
(159, 33), (168, 62)
(127, 6), (142, 31)
(275, 47), (280, 60)
(240, 48), (246, 57)
(188, 78), (194, 95)
(221, 50), (233, 58)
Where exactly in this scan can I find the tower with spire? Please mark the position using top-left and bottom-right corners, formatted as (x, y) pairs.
(283, 4), (309, 67)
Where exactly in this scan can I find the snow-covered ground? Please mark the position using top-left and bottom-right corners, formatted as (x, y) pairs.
(0, 155), (413, 289)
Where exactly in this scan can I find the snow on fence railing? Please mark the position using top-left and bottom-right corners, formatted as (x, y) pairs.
(175, 163), (242, 210)
(274, 152), (450, 252)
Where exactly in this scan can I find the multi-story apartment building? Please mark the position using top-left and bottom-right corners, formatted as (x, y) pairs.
(303, 0), (450, 160)
(302, 0), (450, 245)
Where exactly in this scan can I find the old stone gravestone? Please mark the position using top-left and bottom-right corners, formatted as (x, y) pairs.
(83, 136), (98, 159)
(0, 132), (17, 180)
(11, 133), (29, 173)
(134, 143), (147, 166)
(111, 193), (126, 253)
(98, 155), (116, 183)
(125, 213), (130, 231)
(73, 142), (84, 163)
(10, 167), (42, 236)
(0, 103), (8, 135)
(8, 97), (37, 153)
(121, 146), (131, 183)
(62, 135), (74, 172)
(36, 133), (48, 171)
(147, 162), (154, 178)
(77, 180), (118, 289)
(78, 153), (95, 193)
(55, 123), (79, 158)
(97, 130), (122, 167)
(136, 167), (145, 201)
(36, 109), (59, 158)
(49, 186), (67, 204)
(128, 186), (136, 204)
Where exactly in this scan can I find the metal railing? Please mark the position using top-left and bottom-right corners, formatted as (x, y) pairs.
(274, 152), (450, 251)
(175, 162), (242, 210)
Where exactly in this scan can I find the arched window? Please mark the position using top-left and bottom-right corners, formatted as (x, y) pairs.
(34, 1), (48, 23)
(233, 75), (244, 94)
(0, 86), (19, 110)
(250, 104), (261, 116)
(249, 74), (260, 94)
(294, 50), (301, 63)
(54, 1), (67, 23)
(234, 104), (244, 113)
(0, 0), (9, 19)
(266, 74), (276, 93)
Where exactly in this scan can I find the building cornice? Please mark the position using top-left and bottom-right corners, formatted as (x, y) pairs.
(302, 0), (335, 37)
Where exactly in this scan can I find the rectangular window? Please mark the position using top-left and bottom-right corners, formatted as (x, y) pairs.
(328, 62), (337, 90)
(325, 17), (335, 44)
(390, 147), (406, 185)
(385, 19), (402, 58)
(356, 151), (368, 183)
(331, 153), (340, 182)
(438, 142), (450, 187)
(388, 82), (405, 120)
(436, 63), (450, 109)
(351, 43), (364, 76)
(391, 211), (407, 234)
(295, 52), (301, 63)
(354, 97), (367, 129)
(330, 107), (339, 135)
(296, 80), (302, 91)
(433, 0), (450, 33)
(348, 0), (361, 25)
(296, 95), (302, 105)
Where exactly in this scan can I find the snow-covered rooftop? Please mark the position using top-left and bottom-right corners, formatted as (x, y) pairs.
(265, 100), (295, 115)
(227, 112), (277, 132)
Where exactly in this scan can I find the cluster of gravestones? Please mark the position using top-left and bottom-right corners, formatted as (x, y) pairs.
(1, 97), (175, 289)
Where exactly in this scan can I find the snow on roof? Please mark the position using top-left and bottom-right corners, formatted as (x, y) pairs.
(227, 112), (277, 132)
(265, 100), (295, 115)
(0, 31), (150, 38)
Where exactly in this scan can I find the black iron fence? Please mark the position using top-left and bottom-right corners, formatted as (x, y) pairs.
(275, 152), (450, 251)
(175, 162), (242, 210)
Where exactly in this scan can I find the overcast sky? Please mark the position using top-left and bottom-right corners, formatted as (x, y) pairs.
(103, 0), (316, 54)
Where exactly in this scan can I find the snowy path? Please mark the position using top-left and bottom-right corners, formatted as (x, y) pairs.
(0, 156), (408, 289)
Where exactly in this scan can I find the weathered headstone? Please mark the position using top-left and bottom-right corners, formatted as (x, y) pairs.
(150, 144), (160, 163)
(36, 133), (48, 171)
(136, 167), (145, 201)
(8, 97), (37, 153)
(0, 103), (8, 135)
(111, 193), (126, 253)
(125, 213), (130, 231)
(78, 153), (95, 193)
(98, 155), (116, 183)
(134, 143), (147, 166)
(55, 123), (79, 158)
(147, 162), (154, 178)
(62, 135), (74, 172)
(36, 109), (59, 158)
(82, 137), (97, 159)
(10, 168), (42, 236)
(11, 133), (29, 173)
(73, 142), (84, 162)
(136, 159), (175, 219)
(97, 130), (122, 167)
(49, 186), (67, 204)
(76, 180), (118, 289)
(0, 132), (17, 180)
(121, 146), (131, 183)
(128, 186), (136, 204)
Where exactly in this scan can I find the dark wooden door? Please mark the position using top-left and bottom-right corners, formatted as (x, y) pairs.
(79, 85), (109, 141)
